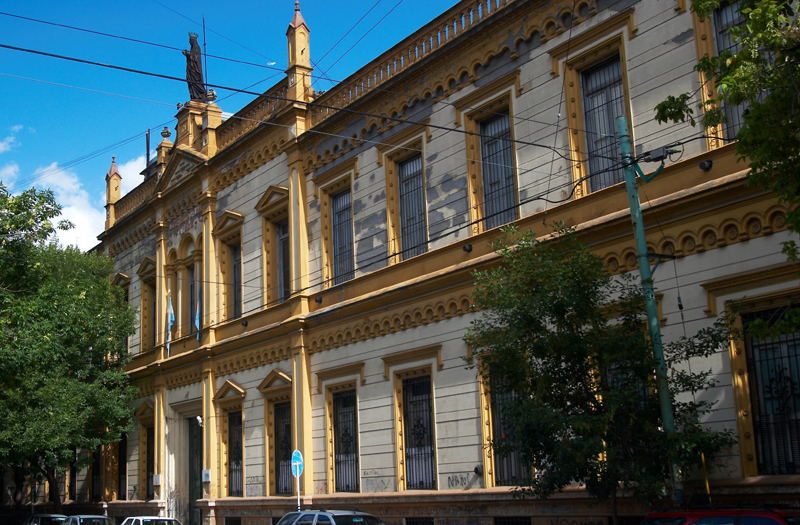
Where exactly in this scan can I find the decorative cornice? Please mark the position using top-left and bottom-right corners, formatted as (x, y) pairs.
(381, 344), (442, 380)
(164, 365), (203, 390)
(214, 342), (292, 376)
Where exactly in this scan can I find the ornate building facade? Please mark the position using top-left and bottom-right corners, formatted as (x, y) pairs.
(10, 0), (800, 523)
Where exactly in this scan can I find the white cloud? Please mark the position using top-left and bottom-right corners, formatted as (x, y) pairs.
(0, 162), (20, 186)
(0, 136), (18, 153)
(116, 154), (148, 197)
(11, 125), (22, 133)
(33, 162), (105, 252)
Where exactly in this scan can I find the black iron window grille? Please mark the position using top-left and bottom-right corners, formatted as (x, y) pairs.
(402, 375), (436, 489)
(333, 389), (359, 492)
(277, 219), (291, 301)
(479, 111), (517, 230)
(398, 154), (427, 260)
(275, 401), (293, 494)
(146, 426), (155, 500)
(582, 56), (626, 192)
(231, 243), (242, 319)
(117, 433), (127, 500)
(490, 389), (530, 486)
(744, 306), (800, 475)
(714, 0), (748, 139)
(228, 411), (243, 496)
(331, 189), (355, 285)
(91, 445), (102, 501)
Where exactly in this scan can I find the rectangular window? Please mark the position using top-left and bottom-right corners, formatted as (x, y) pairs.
(117, 434), (127, 500)
(275, 401), (293, 494)
(231, 243), (242, 319)
(188, 266), (195, 334)
(480, 111), (517, 230)
(582, 56), (626, 192)
(714, 0), (748, 139)
(146, 426), (155, 500)
(398, 154), (427, 260)
(332, 389), (359, 492)
(490, 389), (530, 486)
(402, 375), (436, 489)
(744, 306), (800, 475)
(228, 411), (243, 496)
(331, 189), (354, 285)
(277, 219), (291, 301)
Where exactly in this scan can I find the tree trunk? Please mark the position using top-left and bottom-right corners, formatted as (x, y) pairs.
(44, 467), (63, 514)
(611, 487), (619, 525)
(13, 468), (25, 510)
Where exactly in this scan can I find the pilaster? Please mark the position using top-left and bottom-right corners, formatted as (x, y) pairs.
(290, 326), (313, 496)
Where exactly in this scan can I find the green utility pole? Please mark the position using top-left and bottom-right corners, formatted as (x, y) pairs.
(615, 115), (684, 505)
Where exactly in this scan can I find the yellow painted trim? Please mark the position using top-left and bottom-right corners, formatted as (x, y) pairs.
(478, 373), (496, 488)
(381, 344), (443, 380)
(315, 361), (366, 393)
(691, 11), (725, 149)
(324, 380), (359, 494)
(701, 262), (800, 316)
(453, 71), (521, 127)
(561, 33), (634, 198)
(392, 365), (437, 491)
(211, 210), (244, 244)
(548, 10), (637, 76)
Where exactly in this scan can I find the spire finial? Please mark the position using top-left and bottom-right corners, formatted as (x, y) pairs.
(295, 1), (300, 10)
(112, 155), (116, 163)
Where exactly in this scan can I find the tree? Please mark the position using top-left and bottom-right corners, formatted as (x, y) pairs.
(654, 0), (800, 258)
(0, 184), (137, 512)
(465, 226), (735, 522)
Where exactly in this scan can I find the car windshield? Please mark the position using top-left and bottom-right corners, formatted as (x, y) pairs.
(333, 516), (386, 525)
(82, 520), (111, 525)
(142, 521), (179, 525)
(275, 513), (301, 525)
(41, 519), (68, 525)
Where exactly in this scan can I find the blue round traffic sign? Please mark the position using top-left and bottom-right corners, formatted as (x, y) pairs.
(291, 449), (304, 477)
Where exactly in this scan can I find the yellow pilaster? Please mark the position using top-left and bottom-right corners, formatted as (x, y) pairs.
(286, 145), (310, 304)
(291, 326), (313, 496)
(153, 379), (166, 501)
(203, 364), (218, 498)
(154, 220), (168, 361)
(200, 192), (217, 345)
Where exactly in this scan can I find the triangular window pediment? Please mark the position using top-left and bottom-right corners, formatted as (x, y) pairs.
(212, 211), (244, 243)
(255, 186), (289, 220)
(112, 272), (131, 288)
(136, 400), (155, 419)
(257, 368), (292, 394)
(213, 379), (246, 402)
(157, 146), (206, 193)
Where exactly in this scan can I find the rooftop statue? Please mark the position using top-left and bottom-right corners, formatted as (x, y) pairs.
(183, 32), (206, 101)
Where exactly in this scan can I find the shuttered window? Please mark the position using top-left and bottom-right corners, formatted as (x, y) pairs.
(398, 154), (427, 260)
(479, 111), (517, 230)
(331, 189), (355, 285)
(582, 56), (625, 192)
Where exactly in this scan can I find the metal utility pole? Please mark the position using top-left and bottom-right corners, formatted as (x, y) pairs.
(615, 115), (684, 505)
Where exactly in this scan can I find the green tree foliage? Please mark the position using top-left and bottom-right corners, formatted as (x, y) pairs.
(654, 0), (800, 257)
(465, 227), (735, 518)
(0, 185), (136, 511)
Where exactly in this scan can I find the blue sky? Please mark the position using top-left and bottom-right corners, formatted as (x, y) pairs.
(0, 0), (452, 251)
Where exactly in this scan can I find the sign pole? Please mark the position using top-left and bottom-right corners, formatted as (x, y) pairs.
(291, 449), (304, 511)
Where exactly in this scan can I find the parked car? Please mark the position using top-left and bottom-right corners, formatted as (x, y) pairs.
(120, 518), (182, 525)
(63, 517), (112, 525)
(275, 507), (387, 525)
(643, 506), (800, 525)
(21, 515), (67, 525)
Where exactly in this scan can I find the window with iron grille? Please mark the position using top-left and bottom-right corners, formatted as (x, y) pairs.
(479, 111), (517, 230)
(406, 519), (435, 525)
(188, 265), (195, 334)
(277, 219), (291, 301)
(490, 389), (530, 486)
(743, 306), (800, 475)
(398, 154), (427, 260)
(582, 56), (626, 192)
(331, 189), (354, 285)
(494, 518), (532, 525)
(714, 0), (747, 139)
(117, 433), (127, 500)
(231, 243), (242, 319)
(91, 445), (102, 500)
(275, 401), (293, 494)
(146, 426), (155, 500)
(333, 389), (359, 492)
(228, 411), (243, 496)
(403, 375), (436, 489)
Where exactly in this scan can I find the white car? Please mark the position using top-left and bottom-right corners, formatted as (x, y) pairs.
(120, 518), (182, 525)
(21, 515), (67, 525)
(63, 517), (112, 525)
